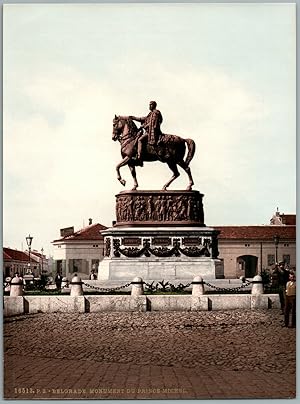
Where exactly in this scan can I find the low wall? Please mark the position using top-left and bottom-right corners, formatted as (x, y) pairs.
(24, 296), (86, 314)
(3, 294), (280, 317)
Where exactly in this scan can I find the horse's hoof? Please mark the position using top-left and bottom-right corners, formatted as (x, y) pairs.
(186, 186), (192, 191)
(120, 180), (126, 186)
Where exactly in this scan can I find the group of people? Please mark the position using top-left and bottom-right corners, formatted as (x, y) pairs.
(54, 269), (97, 290)
(271, 262), (296, 328)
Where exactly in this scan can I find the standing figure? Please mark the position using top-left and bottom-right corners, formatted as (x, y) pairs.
(89, 269), (97, 280)
(55, 272), (63, 290)
(160, 196), (167, 221)
(130, 101), (163, 163)
(177, 196), (187, 220)
(153, 196), (161, 221)
(284, 272), (296, 327)
(127, 197), (134, 221)
(146, 195), (154, 220)
(166, 196), (173, 221)
(134, 197), (141, 220)
(271, 262), (290, 312)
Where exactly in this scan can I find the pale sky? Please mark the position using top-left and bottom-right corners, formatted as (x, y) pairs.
(3, 3), (296, 256)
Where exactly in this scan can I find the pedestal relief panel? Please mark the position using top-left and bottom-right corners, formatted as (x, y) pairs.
(115, 190), (205, 227)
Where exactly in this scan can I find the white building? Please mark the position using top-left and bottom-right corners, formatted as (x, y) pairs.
(215, 222), (296, 278)
(52, 222), (107, 280)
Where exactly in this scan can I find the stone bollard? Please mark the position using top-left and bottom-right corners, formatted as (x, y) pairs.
(10, 275), (23, 297)
(251, 275), (264, 295)
(192, 276), (205, 296)
(70, 275), (84, 297)
(131, 277), (144, 296)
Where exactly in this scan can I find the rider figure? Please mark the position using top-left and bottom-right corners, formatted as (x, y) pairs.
(130, 101), (163, 162)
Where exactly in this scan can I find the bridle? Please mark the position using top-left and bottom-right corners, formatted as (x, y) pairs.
(112, 116), (139, 150)
(112, 117), (125, 141)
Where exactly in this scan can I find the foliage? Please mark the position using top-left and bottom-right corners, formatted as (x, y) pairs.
(144, 279), (191, 293)
(260, 268), (271, 286)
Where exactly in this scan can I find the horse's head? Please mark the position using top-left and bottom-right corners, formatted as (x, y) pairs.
(112, 115), (125, 141)
(112, 115), (138, 142)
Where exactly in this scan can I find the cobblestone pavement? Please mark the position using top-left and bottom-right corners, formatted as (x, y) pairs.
(4, 309), (296, 399)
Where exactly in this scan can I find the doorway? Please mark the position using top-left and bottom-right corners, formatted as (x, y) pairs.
(237, 255), (258, 278)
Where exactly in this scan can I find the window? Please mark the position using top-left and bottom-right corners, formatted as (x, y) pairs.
(69, 259), (84, 273)
(284, 243), (289, 247)
(283, 255), (290, 265)
(268, 254), (275, 266)
(244, 243), (250, 247)
(93, 244), (99, 248)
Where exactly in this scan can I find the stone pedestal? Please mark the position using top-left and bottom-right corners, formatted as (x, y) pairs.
(98, 190), (223, 282)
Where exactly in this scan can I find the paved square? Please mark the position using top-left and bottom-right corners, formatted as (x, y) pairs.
(4, 309), (296, 399)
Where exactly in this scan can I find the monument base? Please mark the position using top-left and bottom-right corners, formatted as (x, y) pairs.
(98, 226), (224, 282)
(98, 256), (223, 282)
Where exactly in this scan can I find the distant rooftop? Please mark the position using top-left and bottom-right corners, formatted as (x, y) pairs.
(270, 208), (296, 226)
(214, 225), (296, 240)
(3, 247), (39, 263)
(52, 223), (107, 243)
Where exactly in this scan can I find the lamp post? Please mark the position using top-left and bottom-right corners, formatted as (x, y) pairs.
(274, 235), (280, 264)
(41, 247), (44, 273)
(25, 234), (33, 274)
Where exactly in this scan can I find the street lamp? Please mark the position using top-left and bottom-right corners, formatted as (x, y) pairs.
(41, 247), (44, 273)
(26, 234), (33, 274)
(274, 235), (280, 264)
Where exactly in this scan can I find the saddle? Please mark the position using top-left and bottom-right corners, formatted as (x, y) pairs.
(133, 133), (171, 165)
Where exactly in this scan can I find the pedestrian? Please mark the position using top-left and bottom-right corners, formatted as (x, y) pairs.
(89, 269), (97, 280)
(55, 272), (63, 290)
(271, 262), (289, 312)
(284, 272), (296, 328)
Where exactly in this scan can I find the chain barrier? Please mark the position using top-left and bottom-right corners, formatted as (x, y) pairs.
(204, 280), (252, 293)
(82, 281), (132, 292)
(4, 278), (254, 294)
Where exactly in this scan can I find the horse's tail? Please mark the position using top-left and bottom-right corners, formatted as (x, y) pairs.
(184, 138), (196, 166)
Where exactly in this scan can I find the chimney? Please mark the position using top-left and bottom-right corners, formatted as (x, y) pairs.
(89, 218), (92, 225)
(60, 227), (74, 237)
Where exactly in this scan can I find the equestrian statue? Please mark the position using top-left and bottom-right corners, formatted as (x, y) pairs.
(112, 101), (195, 191)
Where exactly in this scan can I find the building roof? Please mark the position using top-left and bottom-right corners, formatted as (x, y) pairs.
(280, 214), (296, 226)
(52, 223), (107, 243)
(3, 250), (12, 260)
(3, 247), (39, 262)
(31, 250), (46, 260)
(213, 225), (296, 241)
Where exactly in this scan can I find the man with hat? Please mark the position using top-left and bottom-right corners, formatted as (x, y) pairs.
(271, 261), (290, 312)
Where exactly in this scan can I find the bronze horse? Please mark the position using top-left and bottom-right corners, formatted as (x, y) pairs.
(112, 115), (195, 190)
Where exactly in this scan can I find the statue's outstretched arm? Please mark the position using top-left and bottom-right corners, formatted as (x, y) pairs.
(130, 116), (146, 123)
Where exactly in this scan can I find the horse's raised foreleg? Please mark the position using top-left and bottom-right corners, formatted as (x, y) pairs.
(116, 156), (130, 186)
(178, 160), (194, 191)
(128, 164), (139, 190)
(162, 162), (180, 190)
